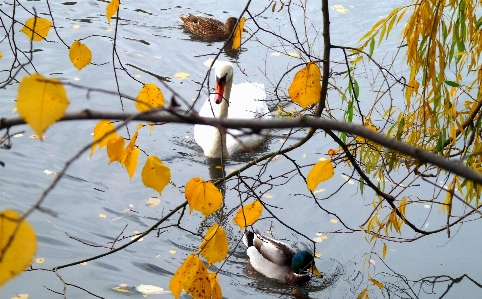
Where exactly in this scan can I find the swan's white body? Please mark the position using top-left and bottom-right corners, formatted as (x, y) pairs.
(194, 62), (271, 158)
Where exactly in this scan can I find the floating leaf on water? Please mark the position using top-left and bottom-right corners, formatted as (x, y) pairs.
(136, 284), (166, 295)
(99, 214), (106, 218)
(146, 197), (161, 207)
(169, 250), (176, 254)
(174, 72), (190, 80)
(11, 294), (29, 299)
(262, 194), (273, 199)
(112, 283), (133, 293)
(81, 262), (88, 266)
(330, 219), (338, 223)
(35, 258), (45, 264)
(313, 236), (323, 243)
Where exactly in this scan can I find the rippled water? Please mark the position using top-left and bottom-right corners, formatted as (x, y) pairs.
(1, 0), (481, 298)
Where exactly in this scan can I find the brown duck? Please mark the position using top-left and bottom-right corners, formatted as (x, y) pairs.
(179, 15), (238, 40)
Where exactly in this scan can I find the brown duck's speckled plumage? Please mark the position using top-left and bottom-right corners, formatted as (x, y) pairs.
(179, 15), (238, 40)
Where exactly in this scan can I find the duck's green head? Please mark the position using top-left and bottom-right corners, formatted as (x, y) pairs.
(292, 251), (322, 277)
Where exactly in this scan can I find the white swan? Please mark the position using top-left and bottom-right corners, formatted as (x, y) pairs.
(194, 61), (271, 158)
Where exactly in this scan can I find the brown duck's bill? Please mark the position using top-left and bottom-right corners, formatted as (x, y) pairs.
(214, 80), (225, 104)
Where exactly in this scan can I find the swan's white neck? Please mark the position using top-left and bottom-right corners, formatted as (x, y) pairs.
(204, 75), (233, 158)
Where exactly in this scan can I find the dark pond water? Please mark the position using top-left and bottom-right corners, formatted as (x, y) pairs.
(1, 0), (481, 298)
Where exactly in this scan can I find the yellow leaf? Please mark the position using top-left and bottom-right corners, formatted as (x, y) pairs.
(307, 160), (335, 191)
(170, 254), (196, 299)
(209, 273), (222, 299)
(107, 135), (125, 163)
(199, 224), (228, 265)
(232, 200), (263, 230)
(20, 17), (52, 41)
(135, 83), (165, 112)
(288, 62), (321, 108)
(106, 0), (120, 25)
(141, 156), (171, 194)
(124, 147), (140, 179)
(121, 123), (142, 165)
(69, 40), (92, 71)
(382, 243), (387, 259)
(0, 210), (37, 287)
(91, 120), (117, 156)
(358, 288), (368, 299)
(0, 52), (2, 59)
(182, 255), (211, 299)
(16, 74), (69, 138)
(185, 178), (223, 217)
(369, 277), (384, 288)
(232, 17), (245, 50)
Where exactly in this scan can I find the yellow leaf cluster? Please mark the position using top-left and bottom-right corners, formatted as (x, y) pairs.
(16, 74), (69, 138)
(169, 254), (213, 299)
(69, 40), (92, 71)
(232, 17), (245, 50)
(141, 156), (171, 195)
(306, 160), (335, 191)
(135, 83), (165, 112)
(198, 224), (228, 266)
(0, 210), (37, 287)
(20, 17), (52, 41)
(91, 120), (117, 156)
(185, 178), (223, 217)
(288, 62), (321, 109)
(121, 124), (142, 179)
(232, 200), (263, 230)
(106, 0), (120, 25)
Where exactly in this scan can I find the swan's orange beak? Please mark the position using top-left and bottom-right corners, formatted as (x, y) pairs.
(214, 78), (225, 104)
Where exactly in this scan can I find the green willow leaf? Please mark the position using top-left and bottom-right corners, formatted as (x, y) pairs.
(444, 80), (460, 87)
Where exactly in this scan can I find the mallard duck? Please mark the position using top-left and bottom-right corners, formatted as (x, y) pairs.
(243, 231), (322, 284)
(179, 14), (238, 40)
(194, 61), (270, 158)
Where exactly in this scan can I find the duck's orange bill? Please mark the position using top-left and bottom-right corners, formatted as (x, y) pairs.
(214, 80), (225, 104)
(311, 264), (322, 278)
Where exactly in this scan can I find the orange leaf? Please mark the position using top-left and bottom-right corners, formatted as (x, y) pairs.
(199, 224), (228, 265)
(69, 40), (92, 71)
(307, 160), (335, 191)
(20, 17), (52, 41)
(369, 277), (384, 288)
(16, 74), (69, 139)
(232, 200), (263, 230)
(124, 148), (140, 180)
(209, 273), (222, 299)
(141, 156), (171, 194)
(182, 255), (211, 299)
(136, 83), (165, 112)
(0, 210), (37, 287)
(91, 120), (117, 156)
(185, 178), (223, 217)
(232, 17), (245, 50)
(121, 123), (142, 165)
(106, 0), (120, 25)
(169, 254), (196, 299)
(288, 62), (321, 109)
(107, 135), (125, 163)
